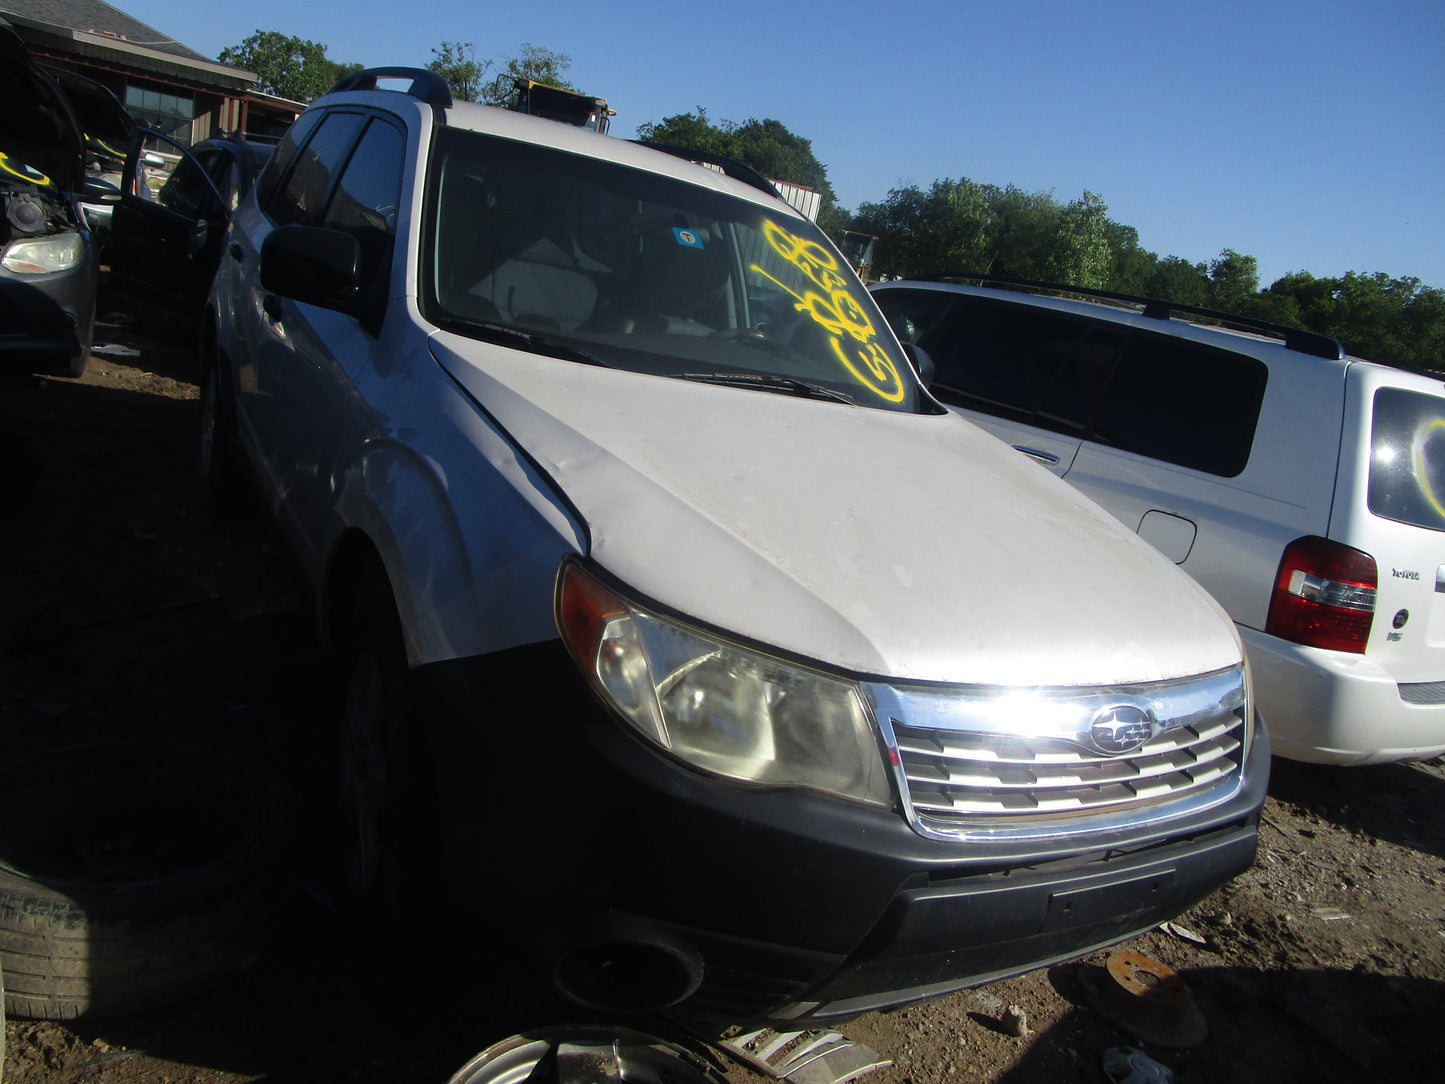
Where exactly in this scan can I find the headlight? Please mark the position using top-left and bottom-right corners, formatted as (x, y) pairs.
(2, 232), (84, 274)
(556, 561), (894, 808)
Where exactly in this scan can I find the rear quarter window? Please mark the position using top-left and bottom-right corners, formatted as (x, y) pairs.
(1368, 386), (1445, 532)
(1090, 332), (1267, 477)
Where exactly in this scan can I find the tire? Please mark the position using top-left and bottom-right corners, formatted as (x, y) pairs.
(197, 348), (243, 506)
(333, 568), (432, 940)
(0, 742), (297, 1021)
(56, 350), (88, 379)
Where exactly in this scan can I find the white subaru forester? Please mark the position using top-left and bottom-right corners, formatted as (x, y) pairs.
(200, 68), (1267, 1030)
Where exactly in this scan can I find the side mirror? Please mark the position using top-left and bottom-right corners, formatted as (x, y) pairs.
(260, 225), (361, 314)
(902, 342), (935, 389)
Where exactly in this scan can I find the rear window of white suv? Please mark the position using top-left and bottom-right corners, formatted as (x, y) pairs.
(1368, 386), (1445, 531)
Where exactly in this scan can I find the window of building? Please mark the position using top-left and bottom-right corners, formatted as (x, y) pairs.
(124, 85), (195, 142)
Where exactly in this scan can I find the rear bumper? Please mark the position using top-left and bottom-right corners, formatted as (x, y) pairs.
(1241, 626), (1445, 764)
(417, 642), (1268, 1028)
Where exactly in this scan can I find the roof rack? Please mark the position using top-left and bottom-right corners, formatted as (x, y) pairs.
(326, 67), (453, 111)
(635, 142), (781, 202)
(914, 271), (1347, 361)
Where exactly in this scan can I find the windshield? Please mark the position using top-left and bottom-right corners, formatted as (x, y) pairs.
(422, 127), (922, 411)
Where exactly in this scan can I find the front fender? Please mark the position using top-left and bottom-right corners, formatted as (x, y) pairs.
(324, 387), (586, 667)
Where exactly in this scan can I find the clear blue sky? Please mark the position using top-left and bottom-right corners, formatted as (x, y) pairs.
(117, 0), (1445, 290)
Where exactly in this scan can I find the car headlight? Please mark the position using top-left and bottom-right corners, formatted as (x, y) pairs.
(2, 232), (84, 274)
(556, 561), (894, 808)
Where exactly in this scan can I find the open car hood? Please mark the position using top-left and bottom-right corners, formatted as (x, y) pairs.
(0, 21), (86, 192)
(42, 66), (135, 166)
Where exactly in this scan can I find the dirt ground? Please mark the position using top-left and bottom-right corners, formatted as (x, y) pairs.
(2, 303), (1443, 1083)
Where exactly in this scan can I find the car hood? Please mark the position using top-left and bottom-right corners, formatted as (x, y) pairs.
(430, 334), (1242, 688)
(42, 66), (134, 165)
(0, 22), (85, 192)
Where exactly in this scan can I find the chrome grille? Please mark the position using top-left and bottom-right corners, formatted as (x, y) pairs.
(867, 666), (1250, 842)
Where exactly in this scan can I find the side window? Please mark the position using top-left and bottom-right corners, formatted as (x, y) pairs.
(871, 288), (958, 346)
(319, 118), (405, 292)
(254, 109), (322, 210)
(926, 300), (1100, 427)
(155, 151), (219, 217)
(1089, 333), (1267, 477)
(205, 150), (242, 212)
(267, 111), (366, 228)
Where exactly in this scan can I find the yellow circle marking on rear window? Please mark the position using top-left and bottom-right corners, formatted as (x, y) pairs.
(0, 151), (51, 187)
(1412, 416), (1445, 521)
(754, 220), (905, 403)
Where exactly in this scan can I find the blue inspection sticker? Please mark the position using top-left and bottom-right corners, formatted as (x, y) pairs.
(672, 227), (704, 249)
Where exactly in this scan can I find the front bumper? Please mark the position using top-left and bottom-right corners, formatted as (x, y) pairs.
(0, 242), (98, 367)
(417, 642), (1268, 1029)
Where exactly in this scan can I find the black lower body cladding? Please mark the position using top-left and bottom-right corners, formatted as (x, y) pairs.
(413, 642), (1268, 1029)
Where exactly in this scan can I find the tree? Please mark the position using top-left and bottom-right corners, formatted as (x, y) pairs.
(1145, 256), (1210, 306)
(482, 43), (576, 106)
(1102, 221), (1157, 296)
(427, 41), (491, 102)
(635, 109), (731, 157)
(636, 110), (839, 214)
(1048, 191), (1112, 288)
(1207, 249), (1260, 313)
(218, 31), (357, 102)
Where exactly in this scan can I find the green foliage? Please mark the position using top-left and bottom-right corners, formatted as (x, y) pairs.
(1142, 256), (1209, 305)
(482, 43), (577, 107)
(635, 110), (838, 211)
(850, 180), (1111, 285)
(1207, 249), (1260, 312)
(427, 41), (491, 102)
(1263, 272), (1445, 370)
(218, 30), (357, 102)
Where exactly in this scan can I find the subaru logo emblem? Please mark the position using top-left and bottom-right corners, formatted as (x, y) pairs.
(1087, 704), (1154, 756)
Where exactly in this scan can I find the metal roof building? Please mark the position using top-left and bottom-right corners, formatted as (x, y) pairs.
(0, 0), (303, 140)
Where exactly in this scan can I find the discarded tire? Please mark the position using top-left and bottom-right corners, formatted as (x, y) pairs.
(0, 742), (297, 1020)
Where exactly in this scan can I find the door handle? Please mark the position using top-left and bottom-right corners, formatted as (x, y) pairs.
(1014, 445), (1060, 465)
(262, 293), (283, 322)
(229, 243), (243, 263)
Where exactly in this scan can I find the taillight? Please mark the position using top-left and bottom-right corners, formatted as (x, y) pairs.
(1265, 536), (1377, 653)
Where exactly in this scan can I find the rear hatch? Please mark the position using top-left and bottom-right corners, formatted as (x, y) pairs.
(1333, 361), (1445, 682)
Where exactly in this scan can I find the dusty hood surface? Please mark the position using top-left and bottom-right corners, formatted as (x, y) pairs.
(432, 334), (1242, 687)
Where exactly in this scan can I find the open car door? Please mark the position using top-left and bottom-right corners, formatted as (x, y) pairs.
(108, 128), (229, 313)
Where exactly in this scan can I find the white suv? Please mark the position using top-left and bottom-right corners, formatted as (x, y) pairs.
(873, 274), (1445, 766)
(199, 70), (1266, 1029)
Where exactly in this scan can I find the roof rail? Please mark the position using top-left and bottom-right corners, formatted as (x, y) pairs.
(636, 142), (781, 202)
(326, 67), (453, 111)
(913, 271), (1347, 361)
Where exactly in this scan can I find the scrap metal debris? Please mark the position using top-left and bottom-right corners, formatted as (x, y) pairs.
(1103, 1046), (1175, 1084)
(715, 1027), (891, 1083)
(1082, 951), (1207, 1047)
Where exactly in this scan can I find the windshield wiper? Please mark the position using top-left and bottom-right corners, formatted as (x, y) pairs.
(679, 371), (852, 403)
(468, 322), (611, 368)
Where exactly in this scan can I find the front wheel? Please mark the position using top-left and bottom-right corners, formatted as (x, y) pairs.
(332, 569), (430, 939)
